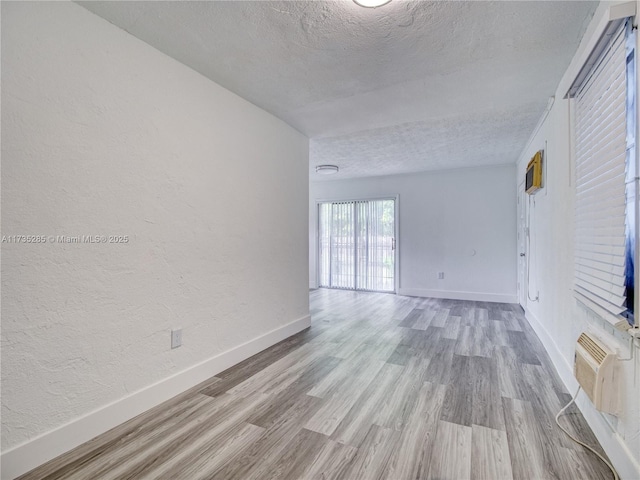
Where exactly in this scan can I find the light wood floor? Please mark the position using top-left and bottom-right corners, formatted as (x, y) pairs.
(20, 289), (613, 480)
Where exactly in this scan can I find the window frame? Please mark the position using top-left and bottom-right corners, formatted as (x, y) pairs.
(569, 17), (638, 329)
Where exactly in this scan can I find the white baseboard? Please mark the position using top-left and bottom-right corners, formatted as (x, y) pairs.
(1, 314), (311, 480)
(524, 308), (640, 480)
(397, 287), (518, 304)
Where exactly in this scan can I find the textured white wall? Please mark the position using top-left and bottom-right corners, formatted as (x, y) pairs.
(1, 1), (308, 453)
(309, 165), (517, 302)
(518, 97), (640, 480)
(515, 2), (640, 475)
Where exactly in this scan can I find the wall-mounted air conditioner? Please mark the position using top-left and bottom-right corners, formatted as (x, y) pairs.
(574, 332), (618, 414)
(525, 150), (543, 194)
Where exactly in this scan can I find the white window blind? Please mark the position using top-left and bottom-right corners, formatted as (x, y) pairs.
(318, 199), (395, 292)
(574, 22), (629, 322)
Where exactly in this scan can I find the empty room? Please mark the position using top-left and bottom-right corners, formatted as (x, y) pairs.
(2, 1), (639, 479)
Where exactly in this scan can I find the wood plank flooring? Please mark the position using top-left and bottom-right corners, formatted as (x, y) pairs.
(18, 289), (613, 480)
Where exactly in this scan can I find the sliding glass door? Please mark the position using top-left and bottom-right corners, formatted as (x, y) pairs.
(318, 198), (396, 292)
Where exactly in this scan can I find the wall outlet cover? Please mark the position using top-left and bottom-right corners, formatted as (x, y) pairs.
(171, 329), (182, 349)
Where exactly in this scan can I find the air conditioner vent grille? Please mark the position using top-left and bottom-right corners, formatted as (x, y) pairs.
(574, 332), (617, 415)
(577, 332), (606, 365)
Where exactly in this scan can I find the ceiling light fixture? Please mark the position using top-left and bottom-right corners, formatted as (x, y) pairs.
(315, 165), (339, 175)
(353, 0), (391, 8)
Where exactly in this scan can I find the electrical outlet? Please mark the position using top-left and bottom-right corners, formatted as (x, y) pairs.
(438, 272), (445, 279)
(171, 328), (182, 349)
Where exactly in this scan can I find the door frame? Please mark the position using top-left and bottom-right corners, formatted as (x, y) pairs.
(517, 180), (528, 309)
(315, 195), (400, 294)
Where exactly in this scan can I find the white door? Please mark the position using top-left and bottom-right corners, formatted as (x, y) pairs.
(517, 181), (528, 308)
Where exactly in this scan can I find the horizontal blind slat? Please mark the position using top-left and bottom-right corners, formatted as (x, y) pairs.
(576, 27), (626, 100)
(576, 169), (626, 195)
(575, 264), (626, 284)
(575, 243), (626, 256)
(575, 257), (626, 276)
(575, 271), (626, 295)
(575, 140), (626, 180)
(576, 278), (626, 308)
(576, 77), (625, 134)
(575, 189), (626, 210)
(575, 235), (626, 247)
(575, 249), (625, 266)
(574, 21), (628, 324)
(574, 291), (626, 324)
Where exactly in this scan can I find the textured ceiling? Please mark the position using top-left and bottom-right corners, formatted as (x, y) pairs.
(77, 0), (598, 180)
